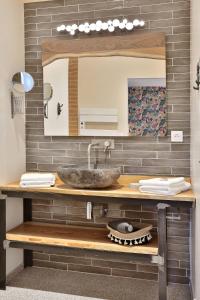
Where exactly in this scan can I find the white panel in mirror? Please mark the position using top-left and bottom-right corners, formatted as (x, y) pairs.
(78, 56), (166, 136)
(43, 58), (69, 136)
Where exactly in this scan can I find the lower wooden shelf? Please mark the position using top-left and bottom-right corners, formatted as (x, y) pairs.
(6, 222), (158, 255)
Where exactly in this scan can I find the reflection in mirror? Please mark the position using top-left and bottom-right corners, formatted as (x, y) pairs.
(42, 32), (166, 137)
(43, 83), (53, 120)
(78, 56), (166, 136)
(128, 78), (166, 136)
(43, 59), (69, 136)
(44, 83), (53, 101)
(79, 57), (128, 136)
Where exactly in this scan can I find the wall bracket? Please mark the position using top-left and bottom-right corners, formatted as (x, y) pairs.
(151, 255), (164, 266)
(3, 240), (10, 250)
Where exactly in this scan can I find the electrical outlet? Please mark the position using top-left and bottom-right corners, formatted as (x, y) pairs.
(171, 131), (183, 142)
(80, 121), (85, 129)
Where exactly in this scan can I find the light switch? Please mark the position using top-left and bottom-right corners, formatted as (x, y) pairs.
(171, 131), (183, 142)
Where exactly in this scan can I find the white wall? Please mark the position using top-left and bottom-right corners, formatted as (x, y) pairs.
(0, 0), (25, 275)
(191, 0), (200, 298)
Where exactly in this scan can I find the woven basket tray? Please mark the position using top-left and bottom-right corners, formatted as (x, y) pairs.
(107, 219), (153, 246)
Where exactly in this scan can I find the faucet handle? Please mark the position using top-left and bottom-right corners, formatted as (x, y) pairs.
(104, 140), (111, 152)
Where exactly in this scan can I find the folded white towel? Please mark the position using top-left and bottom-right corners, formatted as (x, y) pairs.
(20, 181), (55, 187)
(21, 173), (55, 182)
(139, 177), (184, 187)
(139, 181), (191, 196)
(20, 180), (55, 186)
(139, 182), (185, 192)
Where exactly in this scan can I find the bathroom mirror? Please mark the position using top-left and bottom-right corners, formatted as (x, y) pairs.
(41, 32), (166, 137)
(12, 72), (34, 93)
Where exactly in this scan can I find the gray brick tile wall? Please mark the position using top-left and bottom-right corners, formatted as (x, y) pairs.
(25, 0), (190, 176)
(24, 0), (191, 285)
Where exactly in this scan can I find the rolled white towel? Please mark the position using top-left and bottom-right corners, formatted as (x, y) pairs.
(139, 181), (191, 196)
(21, 173), (55, 182)
(139, 177), (184, 187)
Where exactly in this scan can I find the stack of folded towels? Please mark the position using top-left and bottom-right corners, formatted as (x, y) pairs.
(136, 177), (191, 196)
(20, 173), (56, 188)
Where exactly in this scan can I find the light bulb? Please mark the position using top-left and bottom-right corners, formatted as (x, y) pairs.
(84, 22), (90, 33)
(122, 18), (128, 25)
(70, 30), (75, 35)
(107, 20), (113, 26)
(71, 24), (78, 30)
(57, 26), (61, 32)
(79, 24), (85, 32)
(89, 23), (96, 31)
(113, 19), (120, 27)
(66, 25), (71, 32)
(96, 21), (102, 31)
(84, 27), (90, 34)
(133, 19), (140, 26)
(96, 20), (102, 27)
(108, 25), (115, 32)
(140, 20), (145, 27)
(102, 22), (108, 30)
(96, 25), (101, 32)
(119, 22), (125, 29)
(126, 22), (133, 30)
(59, 25), (65, 31)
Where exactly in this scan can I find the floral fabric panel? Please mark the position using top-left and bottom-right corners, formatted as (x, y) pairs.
(128, 86), (167, 136)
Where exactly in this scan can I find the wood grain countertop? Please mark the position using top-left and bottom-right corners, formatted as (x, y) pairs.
(0, 175), (195, 203)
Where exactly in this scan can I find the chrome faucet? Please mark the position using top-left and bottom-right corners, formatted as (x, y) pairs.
(88, 140), (114, 169)
(104, 140), (112, 166)
(88, 142), (99, 170)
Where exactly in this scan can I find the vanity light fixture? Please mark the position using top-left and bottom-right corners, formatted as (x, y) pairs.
(56, 18), (145, 36)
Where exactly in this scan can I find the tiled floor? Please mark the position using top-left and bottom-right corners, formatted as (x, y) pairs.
(2, 267), (191, 300)
(0, 287), (102, 300)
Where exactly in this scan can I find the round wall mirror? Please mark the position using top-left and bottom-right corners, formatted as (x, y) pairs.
(12, 72), (34, 93)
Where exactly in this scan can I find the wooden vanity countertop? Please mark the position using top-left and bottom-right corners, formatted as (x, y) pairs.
(0, 175), (195, 203)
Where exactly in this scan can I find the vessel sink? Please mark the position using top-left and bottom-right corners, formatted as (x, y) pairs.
(57, 165), (121, 189)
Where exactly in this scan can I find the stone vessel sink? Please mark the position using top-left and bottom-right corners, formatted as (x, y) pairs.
(57, 166), (121, 189)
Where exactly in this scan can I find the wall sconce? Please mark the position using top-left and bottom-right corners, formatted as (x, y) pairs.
(11, 72), (34, 118)
(193, 60), (200, 91)
(57, 18), (145, 36)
